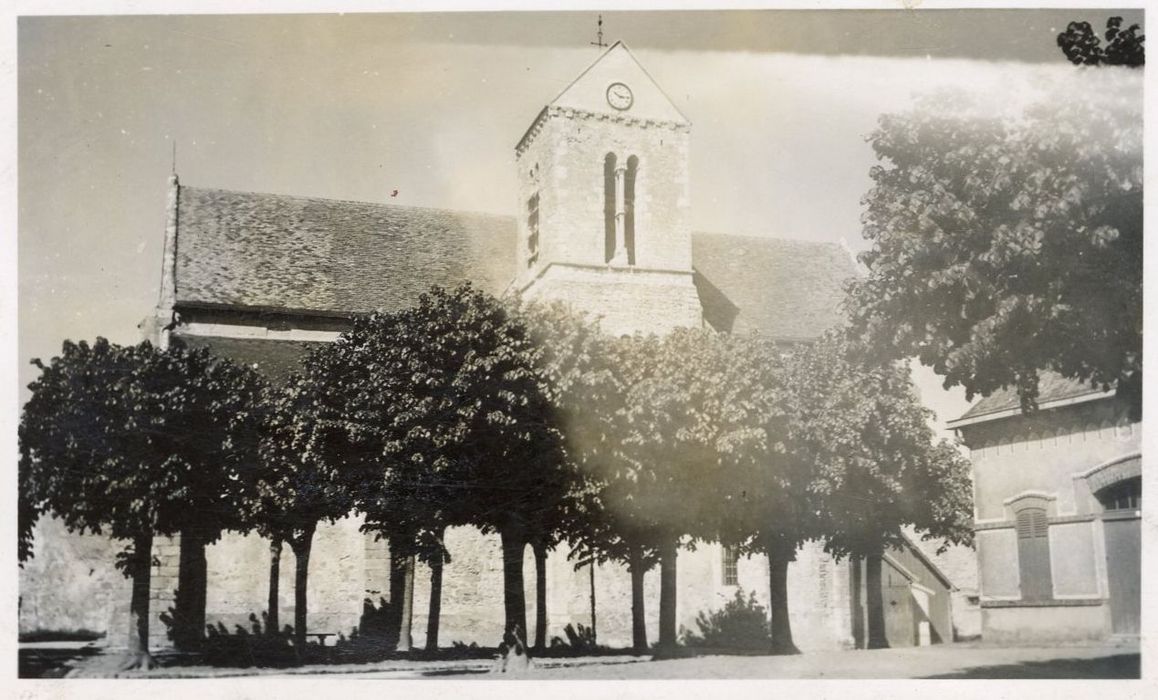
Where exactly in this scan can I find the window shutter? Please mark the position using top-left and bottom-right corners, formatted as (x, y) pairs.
(1016, 508), (1053, 600)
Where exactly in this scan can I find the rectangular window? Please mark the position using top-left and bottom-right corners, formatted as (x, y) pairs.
(1016, 508), (1053, 601)
(722, 545), (739, 586)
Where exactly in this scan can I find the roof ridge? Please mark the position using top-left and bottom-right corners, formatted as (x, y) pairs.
(179, 184), (516, 222)
(692, 230), (847, 248)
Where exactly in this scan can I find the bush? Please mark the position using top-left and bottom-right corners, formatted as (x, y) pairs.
(549, 623), (598, 653)
(680, 590), (772, 651)
(199, 614), (303, 668)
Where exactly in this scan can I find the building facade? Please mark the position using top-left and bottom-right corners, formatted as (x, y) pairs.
(948, 375), (1141, 642)
(21, 43), (962, 653)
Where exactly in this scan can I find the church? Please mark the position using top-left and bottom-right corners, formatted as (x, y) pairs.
(21, 42), (962, 652)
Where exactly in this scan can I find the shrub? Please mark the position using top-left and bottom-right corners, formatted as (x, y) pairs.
(680, 590), (771, 651)
(200, 615), (303, 668)
(549, 623), (598, 653)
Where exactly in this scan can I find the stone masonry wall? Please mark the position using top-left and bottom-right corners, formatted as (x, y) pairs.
(516, 109), (692, 287)
(22, 517), (857, 652)
(522, 265), (703, 336)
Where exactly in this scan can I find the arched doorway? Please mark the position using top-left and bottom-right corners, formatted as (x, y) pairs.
(1088, 455), (1141, 636)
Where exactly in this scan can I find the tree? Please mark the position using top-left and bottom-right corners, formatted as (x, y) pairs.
(1058, 17), (1144, 67)
(849, 71), (1142, 418)
(614, 329), (751, 653)
(535, 327), (666, 654)
(253, 347), (359, 651)
(701, 332), (813, 655)
(415, 286), (572, 641)
(790, 332), (973, 648)
(19, 339), (265, 669)
(326, 286), (571, 642)
(517, 301), (607, 651)
(319, 307), (466, 651)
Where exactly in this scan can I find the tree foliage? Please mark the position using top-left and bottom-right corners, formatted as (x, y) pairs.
(20, 338), (266, 557)
(19, 338), (266, 666)
(319, 286), (572, 637)
(790, 332), (974, 558)
(1057, 17), (1144, 67)
(848, 73), (1142, 416)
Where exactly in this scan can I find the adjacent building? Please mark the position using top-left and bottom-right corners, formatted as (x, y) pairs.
(947, 374), (1141, 642)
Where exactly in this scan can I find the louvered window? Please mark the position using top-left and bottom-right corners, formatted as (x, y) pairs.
(526, 191), (540, 268)
(1015, 507), (1052, 601)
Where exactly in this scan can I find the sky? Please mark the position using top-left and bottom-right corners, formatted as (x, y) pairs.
(14, 7), (1147, 431)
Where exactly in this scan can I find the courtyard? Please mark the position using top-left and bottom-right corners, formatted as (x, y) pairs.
(33, 640), (1140, 680)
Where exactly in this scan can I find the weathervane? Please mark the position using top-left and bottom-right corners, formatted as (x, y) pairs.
(590, 14), (607, 49)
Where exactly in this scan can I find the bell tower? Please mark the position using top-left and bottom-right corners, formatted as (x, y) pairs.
(514, 42), (703, 335)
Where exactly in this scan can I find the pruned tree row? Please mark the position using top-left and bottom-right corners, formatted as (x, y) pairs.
(20, 286), (972, 668)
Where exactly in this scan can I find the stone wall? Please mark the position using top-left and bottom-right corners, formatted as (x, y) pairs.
(516, 108), (692, 285)
(18, 517), (122, 637)
(21, 517), (863, 652)
(522, 264), (703, 336)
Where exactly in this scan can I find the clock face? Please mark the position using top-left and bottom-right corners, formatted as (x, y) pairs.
(606, 82), (634, 111)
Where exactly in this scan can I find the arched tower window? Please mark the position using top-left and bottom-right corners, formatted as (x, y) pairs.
(603, 153), (617, 263)
(625, 155), (638, 266)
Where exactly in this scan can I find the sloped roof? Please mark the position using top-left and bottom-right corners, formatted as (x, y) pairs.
(954, 371), (1110, 423)
(174, 187), (517, 315)
(549, 41), (690, 125)
(173, 186), (855, 342)
(692, 232), (859, 340)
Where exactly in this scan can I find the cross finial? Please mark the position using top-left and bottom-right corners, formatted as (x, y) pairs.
(590, 14), (607, 49)
(171, 140), (177, 175)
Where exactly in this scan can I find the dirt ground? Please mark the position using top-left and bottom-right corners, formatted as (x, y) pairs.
(39, 640), (1140, 680)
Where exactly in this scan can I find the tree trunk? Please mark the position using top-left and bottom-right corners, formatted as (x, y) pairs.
(120, 531), (156, 671)
(850, 555), (865, 648)
(588, 559), (597, 644)
(396, 555), (415, 652)
(628, 545), (648, 653)
(425, 551), (443, 652)
(499, 525), (528, 639)
(290, 524), (316, 650)
(173, 528), (207, 651)
(865, 551), (889, 649)
(657, 539), (678, 653)
(532, 541), (548, 651)
(386, 543), (406, 646)
(267, 535), (282, 634)
(766, 542), (800, 655)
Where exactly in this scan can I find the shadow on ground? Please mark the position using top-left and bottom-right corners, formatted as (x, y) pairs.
(922, 653), (1140, 679)
(19, 645), (103, 678)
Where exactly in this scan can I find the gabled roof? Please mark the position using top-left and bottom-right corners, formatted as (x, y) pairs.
(172, 185), (854, 342)
(948, 371), (1114, 428)
(174, 187), (517, 316)
(549, 41), (689, 126)
(692, 232), (859, 340)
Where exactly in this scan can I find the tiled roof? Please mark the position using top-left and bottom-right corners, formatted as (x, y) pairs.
(692, 233), (859, 340)
(955, 371), (1109, 422)
(173, 186), (856, 341)
(175, 187), (517, 315)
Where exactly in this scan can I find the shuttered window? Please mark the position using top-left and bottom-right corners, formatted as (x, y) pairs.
(1016, 507), (1053, 601)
